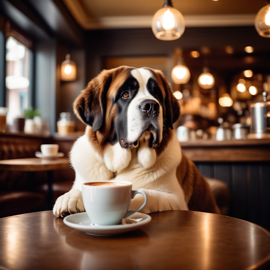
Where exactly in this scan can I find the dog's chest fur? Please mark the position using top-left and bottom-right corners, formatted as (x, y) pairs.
(71, 128), (182, 191)
(70, 127), (189, 212)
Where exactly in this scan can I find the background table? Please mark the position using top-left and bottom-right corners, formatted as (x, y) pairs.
(0, 158), (70, 207)
(0, 210), (270, 270)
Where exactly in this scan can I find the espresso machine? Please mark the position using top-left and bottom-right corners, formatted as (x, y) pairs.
(248, 92), (270, 139)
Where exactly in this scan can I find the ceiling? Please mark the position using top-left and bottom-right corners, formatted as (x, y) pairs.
(62, 0), (264, 29)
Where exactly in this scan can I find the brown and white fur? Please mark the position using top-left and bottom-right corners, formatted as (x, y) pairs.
(53, 66), (219, 217)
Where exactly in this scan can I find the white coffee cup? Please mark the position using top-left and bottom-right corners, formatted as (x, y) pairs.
(82, 181), (147, 226)
(41, 144), (59, 156)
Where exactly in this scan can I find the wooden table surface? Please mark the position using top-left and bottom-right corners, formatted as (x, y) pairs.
(0, 210), (270, 270)
(0, 158), (70, 171)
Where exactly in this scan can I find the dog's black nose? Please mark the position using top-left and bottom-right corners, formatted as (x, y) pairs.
(140, 99), (159, 116)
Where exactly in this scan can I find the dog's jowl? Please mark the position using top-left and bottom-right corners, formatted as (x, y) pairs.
(53, 66), (220, 218)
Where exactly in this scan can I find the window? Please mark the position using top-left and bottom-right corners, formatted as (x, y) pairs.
(4, 23), (33, 122)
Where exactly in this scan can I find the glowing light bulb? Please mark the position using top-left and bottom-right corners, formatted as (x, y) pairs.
(249, 86), (258, 95)
(174, 67), (187, 79)
(219, 93), (233, 107)
(201, 75), (213, 85)
(245, 46), (254, 53)
(173, 91), (183, 99)
(171, 64), (190, 84)
(61, 54), (76, 81)
(64, 65), (72, 74)
(255, 4), (270, 38)
(236, 83), (246, 92)
(243, 70), (253, 78)
(163, 9), (175, 30)
(198, 69), (215, 89)
(265, 9), (270, 26)
(190, 51), (200, 58)
(152, 4), (185, 41)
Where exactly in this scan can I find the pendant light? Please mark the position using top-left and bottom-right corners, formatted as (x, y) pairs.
(171, 57), (190, 84)
(198, 67), (215, 89)
(249, 86), (258, 95)
(173, 91), (183, 100)
(236, 79), (246, 92)
(61, 54), (76, 81)
(255, 0), (270, 38)
(152, 0), (185, 41)
(219, 93), (233, 107)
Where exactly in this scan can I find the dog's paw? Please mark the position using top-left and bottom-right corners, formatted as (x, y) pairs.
(137, 138), (156, 169)
(53, 189), (85, 218)
(104, 142), (132, 172)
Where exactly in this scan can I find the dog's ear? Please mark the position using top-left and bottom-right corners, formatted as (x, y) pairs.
(156, 71), (180, 129)
(73, 70), (112, 132)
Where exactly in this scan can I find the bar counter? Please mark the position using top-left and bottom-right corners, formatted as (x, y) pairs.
(180, 139), (270, 162)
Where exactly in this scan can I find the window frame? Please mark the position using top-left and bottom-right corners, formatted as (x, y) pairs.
(0, 16), (5, 107)
(3, 20), (34, 111)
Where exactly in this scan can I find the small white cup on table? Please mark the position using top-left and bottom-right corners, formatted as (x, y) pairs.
(40, 144), (59, 156)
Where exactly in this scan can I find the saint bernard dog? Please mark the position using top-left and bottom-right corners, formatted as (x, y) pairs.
(53, 66), (220, 217)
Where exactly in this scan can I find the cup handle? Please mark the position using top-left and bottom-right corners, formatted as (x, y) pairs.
(124, 189), (147, 218)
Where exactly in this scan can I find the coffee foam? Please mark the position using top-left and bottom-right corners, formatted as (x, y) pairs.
(84, 182), (129, 187)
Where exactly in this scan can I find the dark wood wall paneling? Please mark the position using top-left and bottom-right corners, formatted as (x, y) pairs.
(194, 161), (270, 230)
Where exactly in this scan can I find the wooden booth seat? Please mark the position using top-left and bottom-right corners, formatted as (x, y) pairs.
(0, 191), (45, 218)
(206, 178), (231, 215)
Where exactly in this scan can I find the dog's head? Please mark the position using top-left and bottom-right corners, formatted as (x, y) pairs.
(74, 66), (180, 149)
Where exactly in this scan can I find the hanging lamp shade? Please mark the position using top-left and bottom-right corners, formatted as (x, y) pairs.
(171, 58), (190, 84)
(173, 91), (183, 100)
(61, 54), (76, 81)
(219, 93), (233, 107)
(152, 0), (185, 41)
(198, 67), (215, 89)
(255, 1), (270, 38)
(236, 79), (246, 93)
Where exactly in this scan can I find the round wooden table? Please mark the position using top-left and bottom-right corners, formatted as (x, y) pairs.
(0, 210), (270, 270)
(0, 158), (70, 207)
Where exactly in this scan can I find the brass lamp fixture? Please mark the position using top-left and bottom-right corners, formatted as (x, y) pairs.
(152, 0), (185, 41)
(255, 0), (270, 38)
(61, 54), (76, 81)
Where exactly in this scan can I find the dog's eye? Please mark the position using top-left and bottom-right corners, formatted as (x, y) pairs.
(122, 91), (129, 99)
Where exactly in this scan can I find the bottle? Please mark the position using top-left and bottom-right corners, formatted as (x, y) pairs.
(57, 112), (75, 135)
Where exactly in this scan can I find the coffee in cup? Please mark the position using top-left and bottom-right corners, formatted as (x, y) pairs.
(82, 181), (147, 226)
(41, 144), (59, 156)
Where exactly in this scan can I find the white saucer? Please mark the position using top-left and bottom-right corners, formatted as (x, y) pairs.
(63, 212), (151, 236)
(35, 152), (64, 160)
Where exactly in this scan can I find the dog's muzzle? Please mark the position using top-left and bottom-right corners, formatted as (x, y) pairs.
(139, 99), (159, 117)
